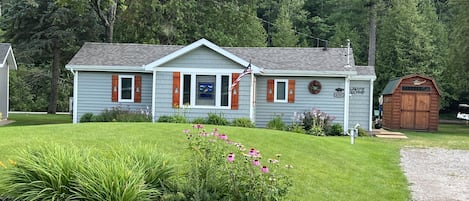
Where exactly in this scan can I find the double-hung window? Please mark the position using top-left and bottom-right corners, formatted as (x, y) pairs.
(274, 79), (288, 102)
(267, 79), (295, 103)
(118, 75), (134, 102)
(181, 74), (230, 108)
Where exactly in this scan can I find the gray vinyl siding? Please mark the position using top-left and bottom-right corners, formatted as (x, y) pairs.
(162, 46), (239, 69)
(0, 64), (7, 119)
(153, 47), (251, 121)
(349, 80), (372, 131)
(76, 72), (153, 122)
(255, 76), (346, 128)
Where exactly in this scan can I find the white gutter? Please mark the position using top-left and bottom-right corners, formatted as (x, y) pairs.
(343, 75), (351, 135)
(65, 65), (148, 73)
(260, 70), (356, 77)
(70, 69), (78, 124)
(151, 70), (157, 123)
(368, 79), (374, 131)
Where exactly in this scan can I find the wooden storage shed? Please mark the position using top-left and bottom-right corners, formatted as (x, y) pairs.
(381, 74), (440, 131)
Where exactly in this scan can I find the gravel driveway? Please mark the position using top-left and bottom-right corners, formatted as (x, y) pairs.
(400, 148), (469, 201)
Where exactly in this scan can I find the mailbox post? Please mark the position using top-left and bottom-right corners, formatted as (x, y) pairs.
(350, 123), (360, 144)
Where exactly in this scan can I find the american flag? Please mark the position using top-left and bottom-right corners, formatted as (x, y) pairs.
(230, 63), (252, 91)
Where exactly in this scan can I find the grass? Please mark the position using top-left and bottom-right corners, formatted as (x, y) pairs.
(5, 113), (71, 126)
(1, 114), (468, 200)
(0, 122), (409, 201)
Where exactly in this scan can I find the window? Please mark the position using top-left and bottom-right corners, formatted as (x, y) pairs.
(119, 75), (134, 102)
(181, 74), (231, 108)
(274, 80), (288, 102)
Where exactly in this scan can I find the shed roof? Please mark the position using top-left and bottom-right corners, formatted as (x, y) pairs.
(382, 74), (440, 95)
(68, 41), (356, 73)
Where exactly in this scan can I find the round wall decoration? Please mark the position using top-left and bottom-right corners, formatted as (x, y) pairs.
(308, 80), (322, 94)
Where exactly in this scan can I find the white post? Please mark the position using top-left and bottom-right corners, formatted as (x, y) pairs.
(72, 70), (78, 124)
(151, 70), (157, 123)
(343, 76), (350, 135)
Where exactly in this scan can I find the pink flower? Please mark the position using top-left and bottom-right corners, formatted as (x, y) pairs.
(183, 129), (191, 134)
(212, 128), (219, 132)
(261, 166), (269, 173)
(252, 159), (260, 166)
(193, 124), (204, 129)
(227, 153), (235, 163)
(249, 148), (257, 156)
(218, 134), (228, 140)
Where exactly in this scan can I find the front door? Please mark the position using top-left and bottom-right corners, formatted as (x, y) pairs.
(400, 93), (430, 129)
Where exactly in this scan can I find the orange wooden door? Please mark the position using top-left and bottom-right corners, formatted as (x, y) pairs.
(415, 94), (430, 130)
(400, 94), (415, 129)
(400, 93), (430, 130)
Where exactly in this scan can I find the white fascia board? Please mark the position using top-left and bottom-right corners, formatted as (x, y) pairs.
(65, 65), (149, 73)
(260, 70), (356, 77)
(350, 75), (377, 81)
(154, 67), (247, 73)
(143, 38), (261, 73)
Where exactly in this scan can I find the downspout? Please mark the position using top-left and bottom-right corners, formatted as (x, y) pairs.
(151, 70), (157, 123)
(249, 72), (255, 123)
(369, 79), (374, 131)
(70, 69), (78, 124)
(6, 64), (9, 120)
(343, 75), (350, 134)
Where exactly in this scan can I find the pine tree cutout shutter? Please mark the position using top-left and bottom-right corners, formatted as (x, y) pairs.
(288, 80), (295, 103)
(134, 75), (142, 103)
(231, 73), (240, 110)
(172, 72), (180, 108)
(112, 74), (118, 102)
(267, 79), (274, 102)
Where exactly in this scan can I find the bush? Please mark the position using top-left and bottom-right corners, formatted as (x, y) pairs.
(302, 109), (336, 136)
(91, 106), (151, 122)
(0, 145), (177, 200)
(357, 127), (368, 137)
(267, 115), (285, 130)
(157, 115), (187, 123)
(205, 112), (228, 125)
(326, 123), (344, 136)
(231, 117), (255, 128)
(80, 113), (94, 122)
(191, 117), (206, 124)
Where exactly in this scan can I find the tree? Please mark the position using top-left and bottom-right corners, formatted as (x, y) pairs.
(270, 0), (300, 47)
(1, 0), (100, 113)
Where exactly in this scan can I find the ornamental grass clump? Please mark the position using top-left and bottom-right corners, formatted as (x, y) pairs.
(182, 125), (292, 201)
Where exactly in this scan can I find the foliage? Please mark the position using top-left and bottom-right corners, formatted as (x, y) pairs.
(267, 114), (286, 130)
(157, 115), (187, 123)
(326, 123), (344, 136)
(79, 113), (94, 122)
(205, 112), (229, 126)
(231, 117), (255, 128)
(90, 106), (151, 122)
(0, 144), (177, 200)
(181, 126), (292, 200)
(302, 109), (336, 136)
(357, 127), (368, 137)
(191, 117), (206, 124)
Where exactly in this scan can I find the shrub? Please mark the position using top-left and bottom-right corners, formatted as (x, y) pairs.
(326, 123), (344, 136)
(157, 115), (173, 122)
(205, 112), (228, 125)
(80, 113), (94, 122)
(231, 117), (255, 128)
(191, 117), (206, 124)
(302, 109), (336, 136)
(90, 106), (151, 122)
(182, 126), (292, 201)
(267, 114), (285, 130)
(357, 127), (368, 137)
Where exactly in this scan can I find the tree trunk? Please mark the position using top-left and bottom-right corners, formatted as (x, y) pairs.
(48, 45), (61, 114)
(107, 22), (113, 43)
(368, 1), (377, 66)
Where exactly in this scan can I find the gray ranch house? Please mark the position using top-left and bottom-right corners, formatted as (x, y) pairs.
(66, 39), (376, 132)
(0, 43), (17, 120)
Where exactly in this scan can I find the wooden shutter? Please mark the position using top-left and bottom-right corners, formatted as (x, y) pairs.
(134, 75), (142, 103)
(231, 73), (239, 110)
(267, 79), (274, 102)
(288, 80), (295, 103)
(172, 72), (180, 108)
(112, 74), (118, 102)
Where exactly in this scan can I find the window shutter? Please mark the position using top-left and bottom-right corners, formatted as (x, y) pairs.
(172, 72), (180, 108)
(231, 73), (239, 110)
(288, 80), (295, 103)
(112, 74), (118, 102)
(134, 75), (142, 103)
(267, 79), (274, 102)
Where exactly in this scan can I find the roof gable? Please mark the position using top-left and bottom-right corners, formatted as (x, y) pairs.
(0, 43), (17, 70)
(382, 74), (441, 95)
(143, 38), (259, 72)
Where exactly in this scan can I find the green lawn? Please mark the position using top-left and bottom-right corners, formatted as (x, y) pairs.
(5, 113), (71, 126)
(1, 114), (468, 200)
(0, 122), (409, 201)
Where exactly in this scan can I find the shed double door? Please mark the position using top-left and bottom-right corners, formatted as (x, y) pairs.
(400, 93), (430, 130)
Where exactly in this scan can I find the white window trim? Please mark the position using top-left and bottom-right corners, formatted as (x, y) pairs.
(274, 79), (288, 103)
(181, 73), (232, 109)
(118, 75), (135, 102)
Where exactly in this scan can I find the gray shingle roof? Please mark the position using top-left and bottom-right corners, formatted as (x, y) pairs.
(68, 42), (366, 74)
(355, 66), (376, 76)
(0, 43), (11, 63)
